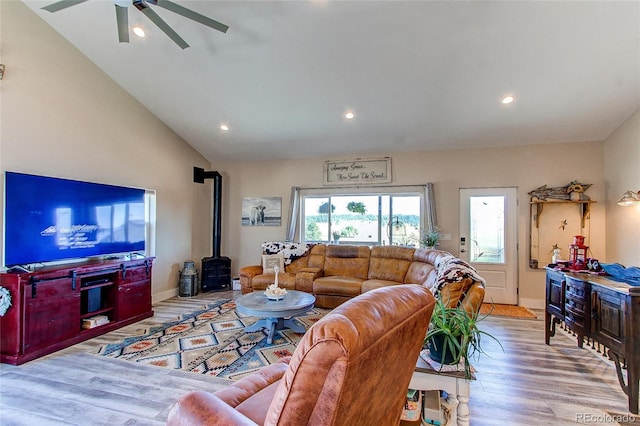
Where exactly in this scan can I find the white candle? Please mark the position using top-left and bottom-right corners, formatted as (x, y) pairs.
(273, 266), (279, 287)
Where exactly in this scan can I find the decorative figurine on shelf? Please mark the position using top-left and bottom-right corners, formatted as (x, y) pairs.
(551, 245), (562, 264)
(528, 180), (592, 202)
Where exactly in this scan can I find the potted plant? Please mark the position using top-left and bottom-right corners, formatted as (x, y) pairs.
(420, 227), (442, 249)
(425, 298), (502, 379)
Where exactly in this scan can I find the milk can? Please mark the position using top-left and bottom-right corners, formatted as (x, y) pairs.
(179, 261), (199, 297)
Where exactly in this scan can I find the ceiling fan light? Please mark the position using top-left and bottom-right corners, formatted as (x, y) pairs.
(113, 0), (130, 7)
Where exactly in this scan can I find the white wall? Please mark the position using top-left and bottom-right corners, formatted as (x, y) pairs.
(604, 109), (640, 266)
(214, 140), (606, 308)
(0, 1), (213, 301)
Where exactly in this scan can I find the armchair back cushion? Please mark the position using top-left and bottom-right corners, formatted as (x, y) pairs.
(265, 284), (435, 425)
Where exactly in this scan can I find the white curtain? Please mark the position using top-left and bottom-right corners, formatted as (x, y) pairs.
(285, 186), (300, 242)
(424, 183), (437, 232)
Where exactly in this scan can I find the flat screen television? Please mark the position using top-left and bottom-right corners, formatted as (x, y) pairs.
(4, 171), (146, 267)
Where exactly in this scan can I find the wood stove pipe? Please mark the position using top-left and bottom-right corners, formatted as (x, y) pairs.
(194, 167), (223, 258)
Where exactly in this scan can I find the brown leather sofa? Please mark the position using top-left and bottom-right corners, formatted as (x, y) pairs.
(239, 243), (485, 313)
(167, 285), (436, 426)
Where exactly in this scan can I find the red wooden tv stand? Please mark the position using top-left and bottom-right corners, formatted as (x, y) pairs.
(0, 257), (154, 365)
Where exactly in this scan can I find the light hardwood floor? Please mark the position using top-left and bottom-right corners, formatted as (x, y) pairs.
(0, 290), (636, 425)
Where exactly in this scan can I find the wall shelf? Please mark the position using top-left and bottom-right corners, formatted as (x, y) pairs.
(531, 200), (596, 229)
(529, 200), (596, 268)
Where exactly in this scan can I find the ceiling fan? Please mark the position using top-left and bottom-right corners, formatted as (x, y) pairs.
(42, 0), (229, 49)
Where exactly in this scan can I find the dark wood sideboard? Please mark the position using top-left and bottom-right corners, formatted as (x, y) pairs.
(0, 257), (154, 365)
(545, 267), (640, 414)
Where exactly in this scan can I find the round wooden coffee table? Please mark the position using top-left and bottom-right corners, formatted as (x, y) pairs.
(235, 290), (316, 344)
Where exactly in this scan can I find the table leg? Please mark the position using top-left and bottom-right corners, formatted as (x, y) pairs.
(245, 317), (279, 344)
(282, 318), (305, 333)
(266, 319), (277, 344)
(244, 318), (269, 333)
(456, 382), (471, 426)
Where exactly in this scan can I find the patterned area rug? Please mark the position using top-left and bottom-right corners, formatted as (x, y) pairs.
(479, 303), (537, 319)
(96, 299), (328, 381)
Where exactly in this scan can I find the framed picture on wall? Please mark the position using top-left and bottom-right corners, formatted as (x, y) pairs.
(242, 197), (282, 226)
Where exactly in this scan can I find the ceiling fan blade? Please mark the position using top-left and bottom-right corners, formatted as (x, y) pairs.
(42, 0), (89, 13)
(138, 5), (189, 49)
(115, 5), (130, 43)
(151, 0), (229, 34)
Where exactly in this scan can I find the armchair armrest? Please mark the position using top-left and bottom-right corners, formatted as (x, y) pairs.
(295, 267), (323, 293)
(239, 265), (264, 294)
(167, 390), (258, 426)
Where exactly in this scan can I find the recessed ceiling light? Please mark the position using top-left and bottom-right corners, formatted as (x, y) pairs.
(501, 95), (515, 104)
(133, 26), (145, 38)
(220, 124), (229, 131)
(345, 111), (355, 120)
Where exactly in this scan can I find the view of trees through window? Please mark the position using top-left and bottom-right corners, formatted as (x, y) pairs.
(302, 194), (422, 247)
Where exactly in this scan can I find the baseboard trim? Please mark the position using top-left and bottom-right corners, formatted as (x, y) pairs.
(153, 288), (178, 304)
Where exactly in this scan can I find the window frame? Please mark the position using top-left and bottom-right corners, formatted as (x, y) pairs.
(299, 186), (426, 247)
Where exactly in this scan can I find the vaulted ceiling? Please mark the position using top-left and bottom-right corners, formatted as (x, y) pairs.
(24, 1), (640, 163)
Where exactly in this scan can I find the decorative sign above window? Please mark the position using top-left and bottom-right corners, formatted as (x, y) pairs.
(323, 157), (392, 185)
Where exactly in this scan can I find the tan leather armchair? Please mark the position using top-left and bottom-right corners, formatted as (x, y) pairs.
(167, 284), (436, 426)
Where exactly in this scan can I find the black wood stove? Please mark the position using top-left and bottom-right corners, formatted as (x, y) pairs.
(194, 167), (231, 292)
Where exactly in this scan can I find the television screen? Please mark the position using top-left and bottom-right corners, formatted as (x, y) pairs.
(4, 172), (146, 267)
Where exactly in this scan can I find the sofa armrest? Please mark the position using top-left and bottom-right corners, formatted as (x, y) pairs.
(295, 267), (323, 293)
(459, 282), (485, 316)
(239, 265), (263, 294)
(439, 278), (485, 316)
(167, 390), (258, 426)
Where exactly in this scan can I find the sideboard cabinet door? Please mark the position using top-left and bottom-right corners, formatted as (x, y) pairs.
(591, 285), (625, 351)
(23, 279), (80, 353)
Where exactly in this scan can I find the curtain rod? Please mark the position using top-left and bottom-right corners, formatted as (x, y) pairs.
(296, 183), (430, 191)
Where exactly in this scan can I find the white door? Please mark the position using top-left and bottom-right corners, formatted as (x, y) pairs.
(459, 188), (518, 305)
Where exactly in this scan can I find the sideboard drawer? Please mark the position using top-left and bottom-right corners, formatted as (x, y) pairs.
(565, 294), (587, 316)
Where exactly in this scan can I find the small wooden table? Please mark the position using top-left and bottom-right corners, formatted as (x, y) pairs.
(409, 356), (475, 426)
(235, 290), (315, 344)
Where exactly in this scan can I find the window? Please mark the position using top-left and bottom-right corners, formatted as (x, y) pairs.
(301, 191), (423, 247)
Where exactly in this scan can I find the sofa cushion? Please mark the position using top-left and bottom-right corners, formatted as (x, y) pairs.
(307, 244), (327, 270)
(368, 246), (414, 282)
(251, 273), (296, 291)
(405, 261), (437, 290)
(323, 245), (370, 280)
(313, 276), (362, 297)
(361, 279), (400, 293)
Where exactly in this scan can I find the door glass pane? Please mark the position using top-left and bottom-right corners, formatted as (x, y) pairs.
(469, 196), (505, 263)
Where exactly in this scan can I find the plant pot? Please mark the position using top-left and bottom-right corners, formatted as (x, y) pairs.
(427, 333), (461, 365)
